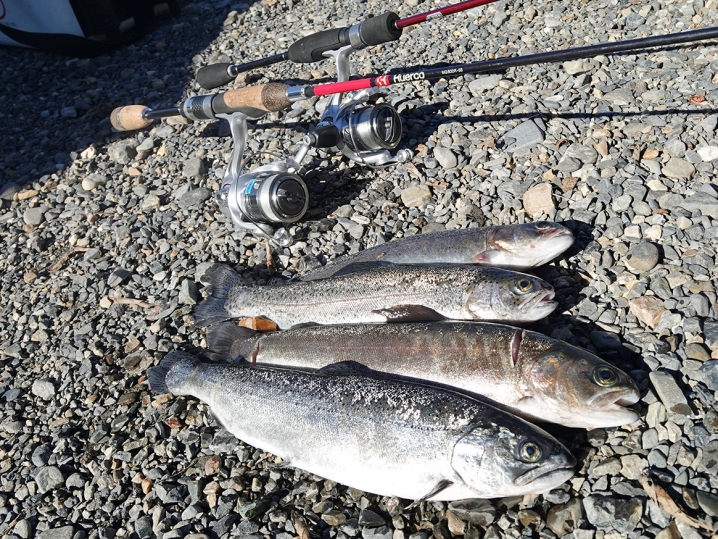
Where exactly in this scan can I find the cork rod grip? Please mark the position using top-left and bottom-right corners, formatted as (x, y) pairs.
(110, 105), (153, 131)
(219, 83), (292, 113)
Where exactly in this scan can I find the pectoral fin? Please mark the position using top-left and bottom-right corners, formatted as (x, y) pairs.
(406, 479), (454, 510)
(318, 361), (373, 376)
(372, 305), (445, 323)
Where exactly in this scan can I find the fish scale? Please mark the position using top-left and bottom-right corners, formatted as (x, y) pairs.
(149, 351), (576, 501)
(195, 263), (557, 329)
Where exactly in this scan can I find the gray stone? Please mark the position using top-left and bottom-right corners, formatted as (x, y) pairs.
(183, 157), (206, 178)
(37, 527), (74, 539)
(501, 120), (545, 152)
(593, 457), (621, 476)
(35, 466), (65, 493)
(546, 498), (584, 536)
(323, 510), (347, 526)
(107, 268), (131, 287)
(179, 279), (199, 305)
(107, 141), (137, 164)
(698, 361), (718, 391)
(136, 137), (155, 152)
(680, 192), (718, 219)
(583, 495), (643, 532)
(362, 526), (393, 539)
(61, 106), (77, 118)
(359, 509), (386, 527)
(602, 88), (634, 106)
(23, 207), (45, 226)
(563, 59), (593, 75)
(662, 158), (695, 179)
(557, 155), (582, 173)
(649, 371), (690, 416)
(178, 187), (212, 209)
(625, 242), (659, 273)
(698, 441), (718, 473)
(696, 490), (718, 517)
(134, 516), (153, 539)
(434, 147), (457, 169)
(31, 444), (52, 467)
(238, 499), (271, 519)
(697, 146), (718, 162)
(468, 75), (503, 94)
(401, 185), (432, 208)
(664, 138), (686, 158)
(674, 522), (702, 539)
(447, 499), (496, 526)
(0, 182), (20, 200)
(31, 379), (55, 400)
(141, 194), (161, 212)
(14, 519), (32, 538)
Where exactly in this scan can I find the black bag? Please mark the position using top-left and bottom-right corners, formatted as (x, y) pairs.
(0, 0), (179, 57)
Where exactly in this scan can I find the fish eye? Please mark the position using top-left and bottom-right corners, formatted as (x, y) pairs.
(534, 222), (551, 230)
(516, 279), (533, 292)
(519, 441), (542, 463)
(593, 366), (618, 387)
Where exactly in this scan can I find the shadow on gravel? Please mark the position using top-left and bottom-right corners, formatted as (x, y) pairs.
(0, 0), (260, 189)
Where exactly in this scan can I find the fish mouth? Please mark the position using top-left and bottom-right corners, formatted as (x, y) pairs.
(588, 387), (641, 409)
(514, 462), (575, 488)
(519, 289), (557, 313)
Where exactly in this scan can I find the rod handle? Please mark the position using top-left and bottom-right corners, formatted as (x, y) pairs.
(288, 28), (345, 63)
(196, 63), (234, 90)
(110, 105), (152, 131)
(215, 83), (292, 114)
(359, 12), (401, 46)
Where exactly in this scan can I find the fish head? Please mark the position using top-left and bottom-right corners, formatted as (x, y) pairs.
(467, 271), (557, 322)
(477, 222), (574, 269)
(451, 421), (576, 497)
(524, 347), (640, 429)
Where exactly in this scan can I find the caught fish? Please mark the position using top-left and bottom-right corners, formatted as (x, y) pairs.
(148, 351), (576, 500)
(207, 322), (640, 429)
(194, 263), (557, 329)
(300, 221), (574, 280)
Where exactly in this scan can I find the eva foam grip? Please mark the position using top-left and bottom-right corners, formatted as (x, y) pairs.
(215, 83), (292, 114)
(110, 105), (152, 131)
(287, 28), (345, 63)
(196, 63), (235, 89)
(359, 12), (401, 46)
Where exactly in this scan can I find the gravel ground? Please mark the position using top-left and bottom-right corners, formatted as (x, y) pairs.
(1, 0), (718, 537)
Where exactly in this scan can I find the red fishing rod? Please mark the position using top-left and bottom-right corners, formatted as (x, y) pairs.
(196, 0), (500, 89)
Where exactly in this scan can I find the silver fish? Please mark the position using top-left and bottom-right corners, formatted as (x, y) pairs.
(194, 263), (557, 329)
(300, 222), (574, 280)
(148, 351), (576, 500)
(207, 322), (640, 429)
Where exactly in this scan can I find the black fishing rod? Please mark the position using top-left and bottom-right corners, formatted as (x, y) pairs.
(112, 25), (718, 129)
(111, 26), (718, 131)
(196, 0), (501, 89)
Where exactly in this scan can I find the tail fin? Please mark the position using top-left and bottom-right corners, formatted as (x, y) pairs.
(194, 265), (245, 327)
(206, 322), (257, 362)
(147, 351), (201, 395)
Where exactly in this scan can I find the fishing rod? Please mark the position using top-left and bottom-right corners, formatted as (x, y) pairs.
(111, 25), (718, 245)
(196, 0), (501, 89)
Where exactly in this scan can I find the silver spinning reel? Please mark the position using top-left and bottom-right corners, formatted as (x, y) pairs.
(216, 45), (412, 245)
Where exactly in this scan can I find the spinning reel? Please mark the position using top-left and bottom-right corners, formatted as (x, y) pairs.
(215, 45), (412, 245)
